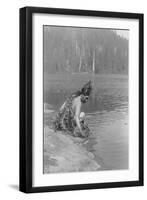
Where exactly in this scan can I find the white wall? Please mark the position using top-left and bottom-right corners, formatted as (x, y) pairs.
(0, 0), (146, 199)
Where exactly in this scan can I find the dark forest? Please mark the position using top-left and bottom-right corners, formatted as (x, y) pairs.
(44, 26), (128, 74)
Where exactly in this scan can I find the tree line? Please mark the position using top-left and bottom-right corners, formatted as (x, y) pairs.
(44, 26), (128, 74)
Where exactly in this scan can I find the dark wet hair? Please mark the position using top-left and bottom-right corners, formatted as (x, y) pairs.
(71, 80), (92, 97)
(81, 80), (92, 96)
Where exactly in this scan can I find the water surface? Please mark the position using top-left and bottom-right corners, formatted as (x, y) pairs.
(44, 74), (128, 170)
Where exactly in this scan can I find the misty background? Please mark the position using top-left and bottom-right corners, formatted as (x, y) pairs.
(44, 26), (128, 75)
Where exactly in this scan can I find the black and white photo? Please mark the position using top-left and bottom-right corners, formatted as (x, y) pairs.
(19, 7), (143, 193)
(43, 26), (129, 173)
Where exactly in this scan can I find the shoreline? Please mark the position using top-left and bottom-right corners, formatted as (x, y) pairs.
(43, 126), (100, 174)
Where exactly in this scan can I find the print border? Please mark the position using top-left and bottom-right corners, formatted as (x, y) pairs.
(19, 6), (143, 193)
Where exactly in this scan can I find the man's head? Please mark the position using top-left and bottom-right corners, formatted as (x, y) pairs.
(80, 94), (89, 103)
(81, 80), (92, 96)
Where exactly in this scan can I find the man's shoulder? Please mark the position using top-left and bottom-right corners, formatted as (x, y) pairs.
(74, 96), (81, 104)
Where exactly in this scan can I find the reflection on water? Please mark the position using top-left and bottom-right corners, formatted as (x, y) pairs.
(44, 88), (128, 113)
(86, 110), (128, 170)
(44, 87), (128, 170)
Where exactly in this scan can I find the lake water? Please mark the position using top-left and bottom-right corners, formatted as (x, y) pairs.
(44, 75), (128, 171)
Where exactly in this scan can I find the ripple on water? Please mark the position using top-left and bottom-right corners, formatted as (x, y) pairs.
(44, 85), (129, 171)
(86, 109), (128, 170)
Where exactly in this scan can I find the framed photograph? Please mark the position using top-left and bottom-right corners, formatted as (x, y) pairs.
(19, 7), (144, 193)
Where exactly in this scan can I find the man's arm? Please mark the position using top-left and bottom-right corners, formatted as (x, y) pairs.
(74, 101), (83, 133)
(75, 102), (85, 137)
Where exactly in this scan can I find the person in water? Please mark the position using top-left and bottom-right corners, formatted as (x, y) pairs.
(53, 80), (92, 137)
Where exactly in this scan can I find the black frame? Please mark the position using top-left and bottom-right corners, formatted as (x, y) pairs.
(19, 6), (144, 193)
